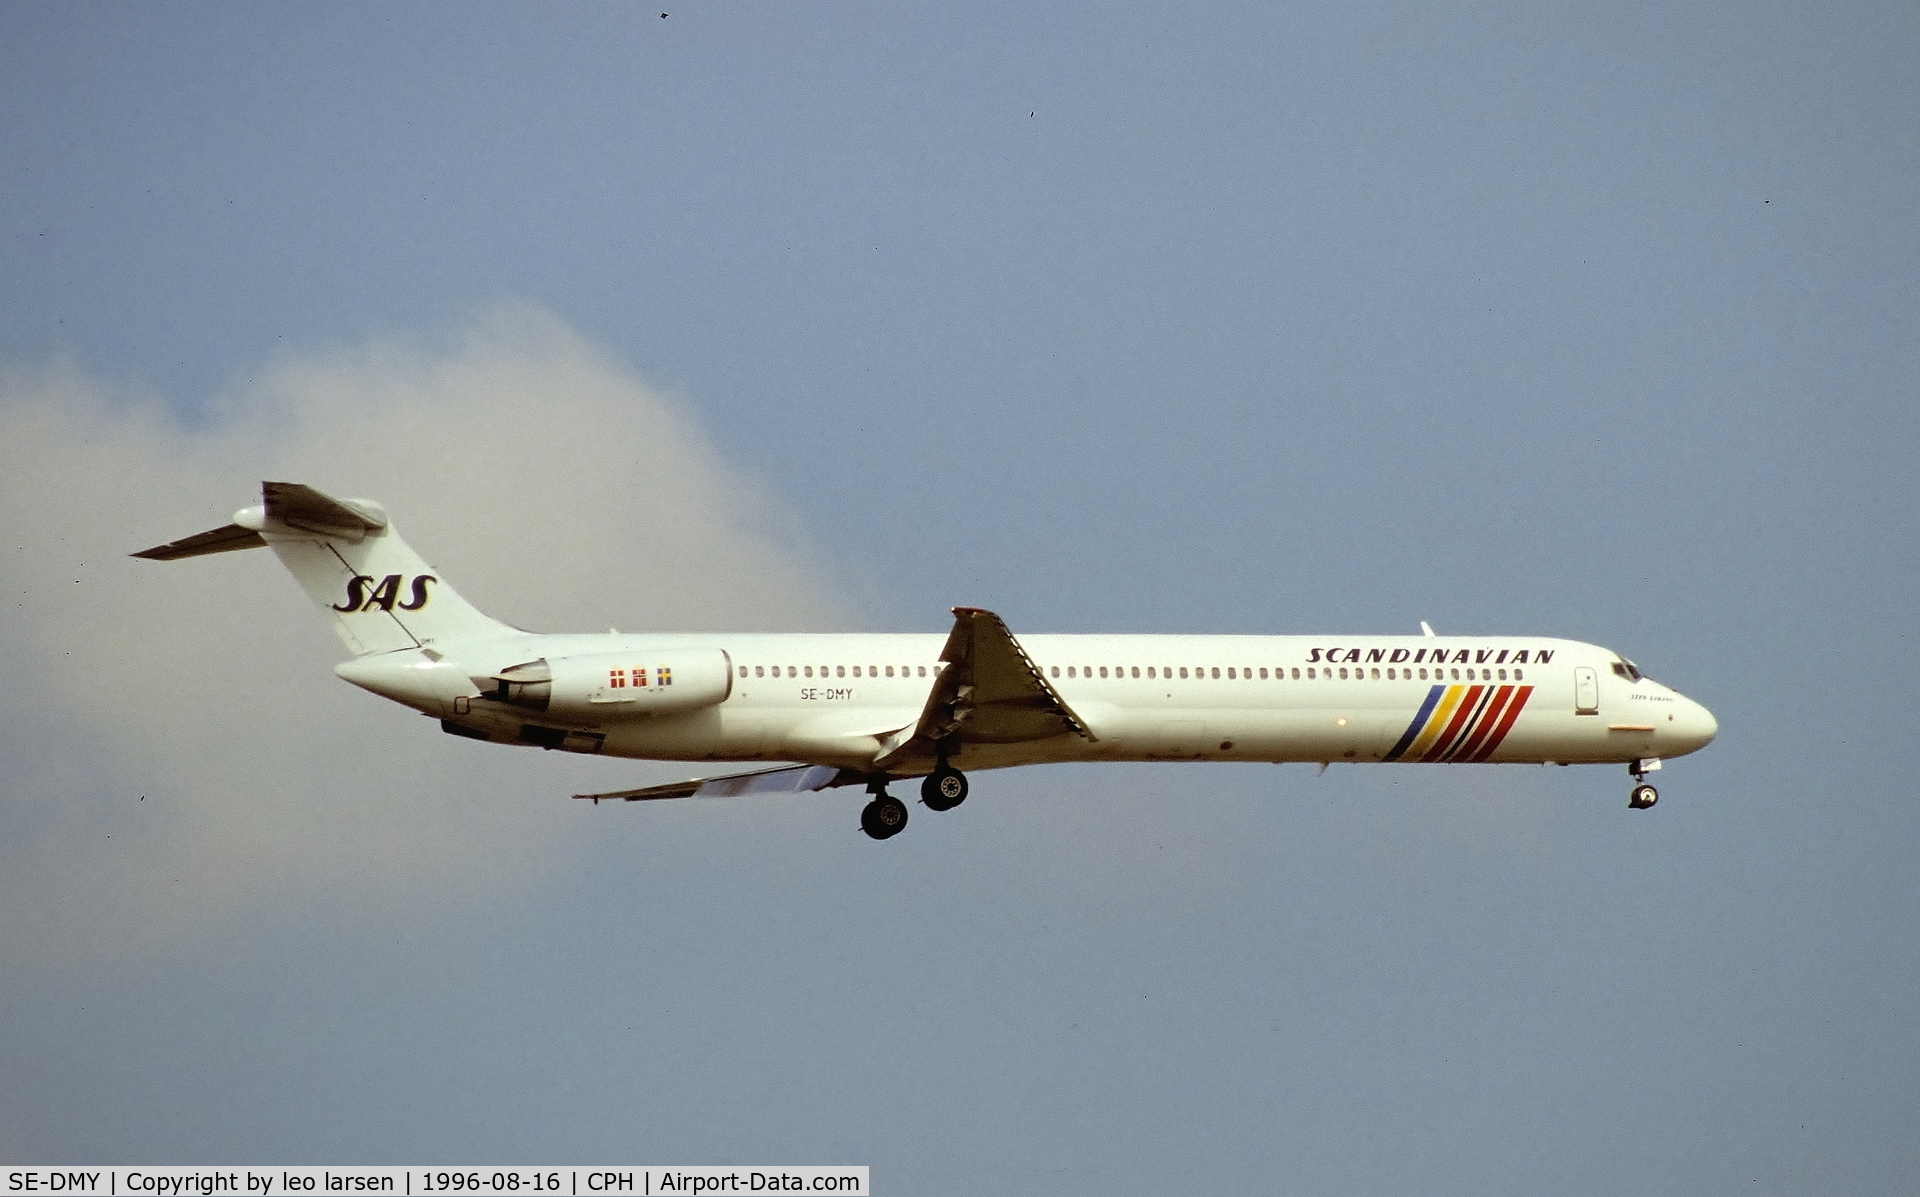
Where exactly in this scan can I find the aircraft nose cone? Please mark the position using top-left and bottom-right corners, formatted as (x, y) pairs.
(1673, 695), (1718, 754)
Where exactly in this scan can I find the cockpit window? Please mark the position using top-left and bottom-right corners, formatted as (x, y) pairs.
(1612, 659), (1643, 682)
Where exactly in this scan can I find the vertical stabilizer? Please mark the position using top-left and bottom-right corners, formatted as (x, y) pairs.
(136, 482), (513, 656)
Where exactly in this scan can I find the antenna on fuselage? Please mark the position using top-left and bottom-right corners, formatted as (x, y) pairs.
(1420, 621), (1436, 637)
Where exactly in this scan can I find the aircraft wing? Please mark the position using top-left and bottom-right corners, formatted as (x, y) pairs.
(573, 763), (864, 804)
(873, 606), (1094, 770)
(578, 607), (1092, 799)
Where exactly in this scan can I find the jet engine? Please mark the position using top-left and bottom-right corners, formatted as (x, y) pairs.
(481, 650), (732, 723)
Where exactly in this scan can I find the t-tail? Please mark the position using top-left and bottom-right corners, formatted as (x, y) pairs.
(133, 481), (510, 655)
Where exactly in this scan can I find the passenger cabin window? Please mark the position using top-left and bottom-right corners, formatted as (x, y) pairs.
(1051, 666), (1061, 677)
(836, 666), (845, 677)
(1210, 667), (1220, 679)
(739, 666), (748, 678)
(1179, 667), (1188, 679)
(1291, 667), (1301, 679)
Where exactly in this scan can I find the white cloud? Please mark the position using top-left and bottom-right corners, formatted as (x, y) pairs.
(0, 305), (859, 964)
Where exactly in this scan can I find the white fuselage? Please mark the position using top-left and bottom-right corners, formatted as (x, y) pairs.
(338, 630), (1719, 775)
(135, 485), (1716, 821)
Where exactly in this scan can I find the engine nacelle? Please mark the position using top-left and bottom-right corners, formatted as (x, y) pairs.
(482, 649), (732, 723)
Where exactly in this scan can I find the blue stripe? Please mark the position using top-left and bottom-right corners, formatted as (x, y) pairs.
(1383, 685), (1445, 761)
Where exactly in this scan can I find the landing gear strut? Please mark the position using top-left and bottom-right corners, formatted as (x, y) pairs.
(921, 765), (968, 812)
(860, 778), (909, 840)
(1628, 758), (1660, 810)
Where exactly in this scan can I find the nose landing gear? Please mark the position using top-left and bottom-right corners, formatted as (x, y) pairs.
(1628, 758), (1661, 810)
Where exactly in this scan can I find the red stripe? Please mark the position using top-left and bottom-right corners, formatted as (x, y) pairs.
(1420, 685), (1485, 762)
(1448, 685), (1514, 762)
(1468, 685), (1534, 761)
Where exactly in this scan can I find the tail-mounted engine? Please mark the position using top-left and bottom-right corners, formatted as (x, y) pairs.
(480, 649), (732, 723)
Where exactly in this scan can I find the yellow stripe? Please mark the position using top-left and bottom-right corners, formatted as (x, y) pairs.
(1404, 685), (1465, 760)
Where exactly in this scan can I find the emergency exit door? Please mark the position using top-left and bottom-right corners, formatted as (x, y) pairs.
(1574, 666), (1599, 714)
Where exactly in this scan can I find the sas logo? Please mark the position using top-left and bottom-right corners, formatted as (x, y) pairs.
(333, 573), (436, 613)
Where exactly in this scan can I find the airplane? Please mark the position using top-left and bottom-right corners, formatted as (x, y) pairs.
(136, 482), (1718, 839)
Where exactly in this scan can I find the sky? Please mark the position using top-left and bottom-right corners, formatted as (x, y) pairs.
(2, 2), (1916, 1191)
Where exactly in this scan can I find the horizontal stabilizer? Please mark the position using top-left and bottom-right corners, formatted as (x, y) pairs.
(131, 523), (268, 561)
(263, 481), (387, 540)
(574, 763), (862, 804)
(134, 481), (510, 656)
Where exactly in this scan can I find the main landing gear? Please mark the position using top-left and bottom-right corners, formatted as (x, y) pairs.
(859, 766), (971, 839)
(921, 765), (968, 812)
(860, 778), (909, 840)
(1628, 758), (1661, 810)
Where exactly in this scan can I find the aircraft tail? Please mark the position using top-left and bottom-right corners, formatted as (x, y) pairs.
(134, 481), (512, 656)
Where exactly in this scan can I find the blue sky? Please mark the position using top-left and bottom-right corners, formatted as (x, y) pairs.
(3, 4), (1916, 1192)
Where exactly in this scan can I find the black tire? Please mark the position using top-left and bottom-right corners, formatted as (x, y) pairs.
(921, 768), (969, 811)
(1629, 783), (1659, 809)
(861, 795), (909, 839)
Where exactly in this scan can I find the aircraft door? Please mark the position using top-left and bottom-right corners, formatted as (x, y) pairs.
(1573, 666), (1599, 715)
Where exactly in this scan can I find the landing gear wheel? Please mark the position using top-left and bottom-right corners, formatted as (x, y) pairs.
(921, 768), (968, 812)
(861, 794), (909, 839)
(1628, 783), (1659, 810)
